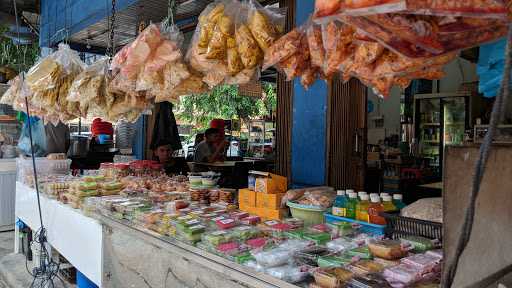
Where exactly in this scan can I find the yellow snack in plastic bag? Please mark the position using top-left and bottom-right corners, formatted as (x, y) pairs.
(248, 10), (279, 52)
(227, 47), (244, 75)
(206, 25), (227, 59)
(236, 24), (262, 69)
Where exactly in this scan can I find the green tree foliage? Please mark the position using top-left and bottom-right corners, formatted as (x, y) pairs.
(0, 24), (39, 73)
(176, 82), (277, 130)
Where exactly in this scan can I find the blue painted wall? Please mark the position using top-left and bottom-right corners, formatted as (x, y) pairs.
(290, 0), (329, 187)
(40, 0), (138, 47)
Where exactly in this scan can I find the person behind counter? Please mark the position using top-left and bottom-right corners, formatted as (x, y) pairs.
(194, 128), (227, 163)
(153, 138), (188, 175)
(45, 121), (70, 154)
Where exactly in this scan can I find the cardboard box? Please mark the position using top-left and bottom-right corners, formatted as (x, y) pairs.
(251, 171), (287, 194)
(238, 202), (258, 215)
(238, 188), (257, 207)
(256, 193), (285, 210)
(257, 207), (288, 220)
(367, 151), (380, 161)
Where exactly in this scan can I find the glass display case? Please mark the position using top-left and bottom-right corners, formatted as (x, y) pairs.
(414, 93), (469, 177)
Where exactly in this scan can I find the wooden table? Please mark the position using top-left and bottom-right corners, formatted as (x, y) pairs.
(418, 181), (443, 190)
(195, 160), (255, 167)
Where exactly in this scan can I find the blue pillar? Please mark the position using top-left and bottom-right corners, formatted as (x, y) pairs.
(290, 0), (329, 187)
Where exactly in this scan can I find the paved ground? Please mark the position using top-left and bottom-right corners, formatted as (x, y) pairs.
(0, 231), (14, 288)
(0, 230), (74, 288)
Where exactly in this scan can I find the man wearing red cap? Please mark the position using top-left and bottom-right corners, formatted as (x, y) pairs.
(194, 128), (226, 163)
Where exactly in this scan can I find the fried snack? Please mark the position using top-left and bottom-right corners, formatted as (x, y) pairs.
(227, 39), (244, 75)
(314, 0), (342, 18)
(1, 75), (21, 105)
(300, 66), (318, 90)
(225, 68), (258, 85)
(323, 21), (355, 78)
(26, 57), (62, 91)
(206, 25), (228, 59)
(306, 24), (325, 69)
(354, 41), (385, 65)
(263, 28), (302, 70)
(279, 34), (310, 81)
(164, 62), (191, 91)
(198, 3), (225, 49)
(236, 24), (263, 69)
(248, 10), (279, 52)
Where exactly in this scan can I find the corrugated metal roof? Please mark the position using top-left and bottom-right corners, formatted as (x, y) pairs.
(70, 0), (211, 50)
(69, 0), (278, 50)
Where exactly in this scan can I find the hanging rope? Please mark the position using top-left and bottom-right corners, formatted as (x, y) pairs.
(106, 0), (117, 60)
(441, 24), (512, 288)
(163, 0), (177, 30)
(12, 1), (62, 287)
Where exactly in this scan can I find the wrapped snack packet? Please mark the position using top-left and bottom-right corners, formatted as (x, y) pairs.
(322, 20), (355, 78)
(314, 0), (342, 19)
(247, 0), (285, 52)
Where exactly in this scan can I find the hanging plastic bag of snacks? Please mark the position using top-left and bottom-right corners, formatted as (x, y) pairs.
(262, 27), (303, 71)
(322, 20), (355, 78)
(306, 22), (326, 69)
(0, 75), (22, 105)
(68, 58), (109, 106)
(247, 0), (286, 52)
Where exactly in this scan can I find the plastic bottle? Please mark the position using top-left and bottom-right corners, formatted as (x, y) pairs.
(382, 195), (397, 212)
(357, 191), (368, 200)
(379, 193), (389, 200)
(356, 194), (370, 222)
(368, 195), (386, 225)
(345, 192), (358, 219)
(393, 194), (406, 210)
(332, 190), (348, 217)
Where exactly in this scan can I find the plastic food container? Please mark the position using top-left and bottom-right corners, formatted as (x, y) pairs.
(383, 264), (422, 285)
(246, 237), (268, 249)
(231, 211), (249, 220)
(240, 215), (261, 226)
(217, 242), (240, 256)
(328, 221), (354, 237)
(188, 176), (202, 187)
(216, 218), (237, 230)
(367, 239), (407, 260)
(232, 226), (260, 241)
(303, 232), (331, 245)
(252, 247), (292, 267)
(318, 254), (357, 268)
(347, 246), (373, 260)
(347, 273), (393, 288)
(266, 265), (310, 283)
(326, 237), (359, 252)
(314, 267), (353, 288)
(400, 236), (436, 253)
(350, 260), (385, 275)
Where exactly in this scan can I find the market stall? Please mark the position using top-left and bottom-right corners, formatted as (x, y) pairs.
(3, 0), (512, 287)
(13, 157), (445, 287)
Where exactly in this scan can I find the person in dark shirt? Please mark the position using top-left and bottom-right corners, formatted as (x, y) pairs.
(193, 128), (227, 163)
(45, 121), (70, 154)
(153, 139), (188, 175)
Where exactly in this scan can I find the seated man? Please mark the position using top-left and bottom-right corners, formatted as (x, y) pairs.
(193, 128), (226, 163)
(153, 139), (188, 175)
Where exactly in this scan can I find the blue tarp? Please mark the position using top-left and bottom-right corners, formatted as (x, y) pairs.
(477, 38), (508, 98)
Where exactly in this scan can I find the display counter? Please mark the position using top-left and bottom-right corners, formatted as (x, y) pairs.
(100, 215), (298, 288)
(15, 182), (103, 286)
(16, 183), (298, 288)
